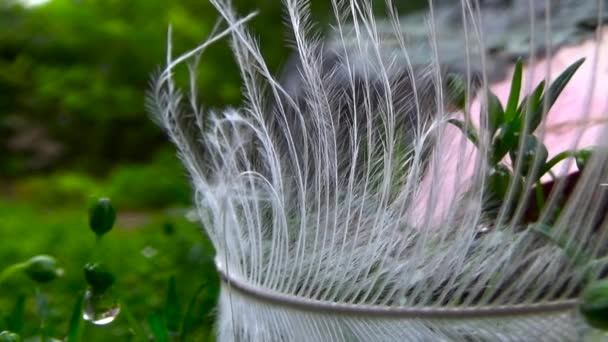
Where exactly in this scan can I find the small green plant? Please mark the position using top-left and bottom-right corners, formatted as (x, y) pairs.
(1, 196), (219, 341)
(448, 59), (608, 331)
(449, 58), (586, 220)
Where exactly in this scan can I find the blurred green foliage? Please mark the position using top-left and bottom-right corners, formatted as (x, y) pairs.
(13, 149), (191, 209)
(0, 0), (291, 177)
(0, 199), (219, 340)
(0, 0), (428, 177)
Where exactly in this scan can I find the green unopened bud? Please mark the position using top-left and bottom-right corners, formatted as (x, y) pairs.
(24, 255), (62, 284)
(575, 148), (593, 172)
(0, 331), (20, 342)
(88, 198), (116, 237)
(580, 279), (608, 330)
(84, 263), (115, 293)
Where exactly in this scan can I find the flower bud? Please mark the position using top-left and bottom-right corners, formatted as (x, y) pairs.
(88, 198), (116, 237)
(84, 263), (115, 293)
(580, 279), (608, 330)
(575, 148), (593, 172)
(24, 255), (62, 284)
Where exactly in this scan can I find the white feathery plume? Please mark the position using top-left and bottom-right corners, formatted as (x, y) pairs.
(148, 0), (608, 340)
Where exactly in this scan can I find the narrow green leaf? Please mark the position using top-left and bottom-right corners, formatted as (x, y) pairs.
(517, 80), (546, 129)
(165, 276), (181, 334)
(505, 59), (523, 122)
(181, 283), (206, 340)
(492, 123), (518, 164)
(119, 300), (148, 342)
(487, 164), (514, 201)
(539, 150), (578, 176)
(148, 312), (169, 342)
(486, 92), (504, 136)
(66, 292), (85, 342)
(529, 58), (585, 132)
(529, 223), (590, 266)
(446, 73), (467, 109)
(447, 118), (479, 147)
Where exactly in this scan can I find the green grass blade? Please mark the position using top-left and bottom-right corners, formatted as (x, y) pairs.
(119, 299), (148, 342)
(165, 276), (181, 334)
(539, 150), (578, 176)
(486, 92), (504, 136)
(148, 312), (169, 342)
(66, 292), (85, 342)
(529, 58), (585, 131)
(181, 282), (207, 341)
(5, 294), (25, 334)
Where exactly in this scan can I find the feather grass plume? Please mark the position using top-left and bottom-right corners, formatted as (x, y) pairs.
(148, 0), (608, 340)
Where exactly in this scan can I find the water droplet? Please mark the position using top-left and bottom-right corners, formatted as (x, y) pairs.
(82, 290), (121, 325)
(141, 246), (157, 259)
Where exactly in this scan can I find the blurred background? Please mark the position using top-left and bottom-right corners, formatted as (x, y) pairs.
(0, 0), (425, 340)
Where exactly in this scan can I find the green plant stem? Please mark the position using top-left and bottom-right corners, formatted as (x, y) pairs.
(0, 262), (28, 285)
(181, 282), (208, 341)
(539, 150), (577, 176)
(534, 181), (545, 214)
(118, 296), (149, 341)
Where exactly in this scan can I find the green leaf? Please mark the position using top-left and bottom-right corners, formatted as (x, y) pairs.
(148, 312), (169, 342)
(447, 118), (479, 147)
(529, 223), (589, 266)
(487, 164), (514, 202)
(88, 197), (116, 237)
(509, 135), (548, 179)
(118, 300), (148, 342)
(165, 276), (181, 334)
(517, 80), (546, 132)
(181, 277), (219, 342)
(66, 292), (85, 342)
(528, 58), (585, 132)
(539, 150), (578, 176)
(492, 123), (518, 164)
(181, 285), (203, 341)
(504, 59), (523, 122)
(486, 91), (504, 136)
(446, 73), (467, 109)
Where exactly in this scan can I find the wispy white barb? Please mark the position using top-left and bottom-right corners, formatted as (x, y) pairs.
(149, 0), (608, 341)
